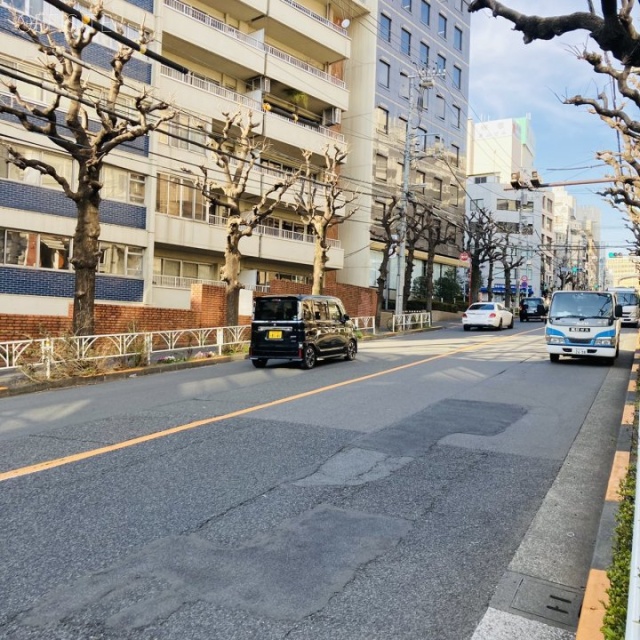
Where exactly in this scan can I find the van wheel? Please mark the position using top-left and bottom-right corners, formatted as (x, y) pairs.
(345, 339), (357, 361)
(301, 345), (317, 370)
(550, 354), (560, 363)
(252, 359), (267, 368)
(507, 317), (514, 329)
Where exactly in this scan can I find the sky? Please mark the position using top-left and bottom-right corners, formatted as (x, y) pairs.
(468, 0), (635, 252)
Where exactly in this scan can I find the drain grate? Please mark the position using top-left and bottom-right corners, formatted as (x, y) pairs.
(492, 571), (584, 630)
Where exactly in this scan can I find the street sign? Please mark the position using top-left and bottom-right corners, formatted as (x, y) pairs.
(459, 252), (469, 261)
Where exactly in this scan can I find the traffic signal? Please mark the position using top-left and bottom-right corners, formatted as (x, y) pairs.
(510, 171), (527, 190)
(608, 252), (623, 258)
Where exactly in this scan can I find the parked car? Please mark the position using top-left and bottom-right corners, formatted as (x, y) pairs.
(519, 297), (548, 322)
(462, 302), (514, 331)
(249, 294), (357, 370)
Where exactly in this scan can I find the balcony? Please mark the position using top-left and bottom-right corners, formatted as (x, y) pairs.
(154, 214), (344, 270)
(161, 0), (349, 109)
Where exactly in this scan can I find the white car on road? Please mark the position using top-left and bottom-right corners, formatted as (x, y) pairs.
(462, 302), (514, 331)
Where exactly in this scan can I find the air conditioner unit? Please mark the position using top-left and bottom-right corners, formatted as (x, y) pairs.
(247, 76), (271, 93)
(322, 107), (342, 126)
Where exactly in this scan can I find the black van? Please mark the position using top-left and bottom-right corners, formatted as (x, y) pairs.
(249, 294), (357, 370)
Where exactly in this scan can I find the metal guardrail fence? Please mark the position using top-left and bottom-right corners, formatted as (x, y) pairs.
(0, 317), (378, 379)
(387, 312), (432, 332)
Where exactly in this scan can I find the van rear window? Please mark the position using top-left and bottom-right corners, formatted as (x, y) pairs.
(254, 298), (299, 321)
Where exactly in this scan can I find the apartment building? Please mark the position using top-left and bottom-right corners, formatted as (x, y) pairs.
(340, 0), (470, 302)
(0, 0), (368, 317)
(466, 116), (555, 297)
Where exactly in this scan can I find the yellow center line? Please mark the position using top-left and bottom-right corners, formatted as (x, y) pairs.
(0, 329), (542, 482)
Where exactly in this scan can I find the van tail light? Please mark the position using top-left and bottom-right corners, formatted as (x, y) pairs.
(462, 313), (468, 318)
(489, 313), (496, 318)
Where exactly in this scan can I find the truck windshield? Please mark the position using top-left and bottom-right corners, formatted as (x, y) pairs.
(253, 298), (299, 321)
(617, 292), (638, 306)
(550, 293), (613, 319)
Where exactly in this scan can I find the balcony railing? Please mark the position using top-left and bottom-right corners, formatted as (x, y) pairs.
(152, 274), (225, 289)
(163, 0), (346, 89)
(159, 66), (345, 143)
(207, 214), (341, 249)
(282, 0), (348, 36)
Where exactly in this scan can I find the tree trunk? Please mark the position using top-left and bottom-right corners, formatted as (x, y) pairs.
(375, 251), (391, 330)
(71, 195), (101, 336)
(424, 251), (435, 312)
(312, 235), (328, 295)
(403, 247), (415, 312)
(504, 267), (512, 308)
(486, 260), (494, 301)
(223, 222), (243, 326)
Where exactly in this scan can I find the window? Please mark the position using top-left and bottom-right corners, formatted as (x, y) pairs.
(454, 26), (463, 50)
(0, 228), (71, 269)
(452, 65), (462, 89)
(417, 128), (428, 152)
(154, 257), (214, 284)
(156, 173), (207, 221)
(375, 154), (388, 181)
(433, 177), (443, 200)
(159, 113), (206, 152)
(436, 54), (446, 73)
(451, 143), (460, 167)
(452, 104), (462, 128)
(400, 72), (409, 99)
(98, 242), (144, 277)
(402, 0), (412, 11)
(436, 94), (445, 119)
(420, 42), (429, 67)
(421, 0), (431, 25)
(376, 107), (389, 134)
(102, 166), (146, 204)
(377, 59), (390, 87)
(438, 14), (447, 38)
(450, 184), (459, 207)
(416, 170), (426, 193)
(401, 28), (411, 56)
(0, 144), (75, 190)
(398, 117), (408, 146)
(474, 176), (487, 184)
(380, 14), (391, 42)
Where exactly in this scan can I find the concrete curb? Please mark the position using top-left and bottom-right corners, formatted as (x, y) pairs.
(576, 343), (639, 639)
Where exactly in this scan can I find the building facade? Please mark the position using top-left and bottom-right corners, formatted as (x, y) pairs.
(341, 0), (471, 303)
(0, 0), (369, 318)
(466, 116), (555, 298)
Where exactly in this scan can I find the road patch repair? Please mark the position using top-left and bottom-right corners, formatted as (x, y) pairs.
(17, 505), (410, 631)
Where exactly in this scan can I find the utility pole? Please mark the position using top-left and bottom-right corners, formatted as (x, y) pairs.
(396, 68), (439, 314)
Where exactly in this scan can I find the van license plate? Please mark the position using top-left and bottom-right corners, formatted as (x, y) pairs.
(267, 330), (282, 340)
(575, 348), (588, 355)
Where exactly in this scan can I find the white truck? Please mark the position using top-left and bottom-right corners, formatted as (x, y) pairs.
(607, 287), (639, 327)
(545, 290), (623, 364)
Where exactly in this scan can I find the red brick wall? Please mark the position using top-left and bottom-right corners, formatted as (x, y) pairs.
(0, 280), (375, 340)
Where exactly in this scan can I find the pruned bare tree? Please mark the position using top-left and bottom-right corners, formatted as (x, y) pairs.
(197, 111), (300, 326)
(405, 200), (457, 312)
(0, 2), (174, 335)
(292, 145), (357, 294)
(463, 207), (498, 303)
(494, 233), (525, 308)
(370, 196), (402, 328)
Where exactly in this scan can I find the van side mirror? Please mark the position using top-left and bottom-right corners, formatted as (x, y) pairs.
(343, 314), (350, 322)
(615, 304), (624, 318)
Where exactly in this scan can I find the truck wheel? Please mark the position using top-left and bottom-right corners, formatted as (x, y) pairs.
(252, 359), (267, 368)
(301, 345), (317, 370)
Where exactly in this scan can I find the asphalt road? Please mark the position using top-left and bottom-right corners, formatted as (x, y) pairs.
(0, 323), (635, 640)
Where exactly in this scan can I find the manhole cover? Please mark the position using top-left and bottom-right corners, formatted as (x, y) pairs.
(493, 571), (583, 630)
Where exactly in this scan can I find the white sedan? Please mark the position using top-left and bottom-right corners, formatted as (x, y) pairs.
(462, 302), (514, 331)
